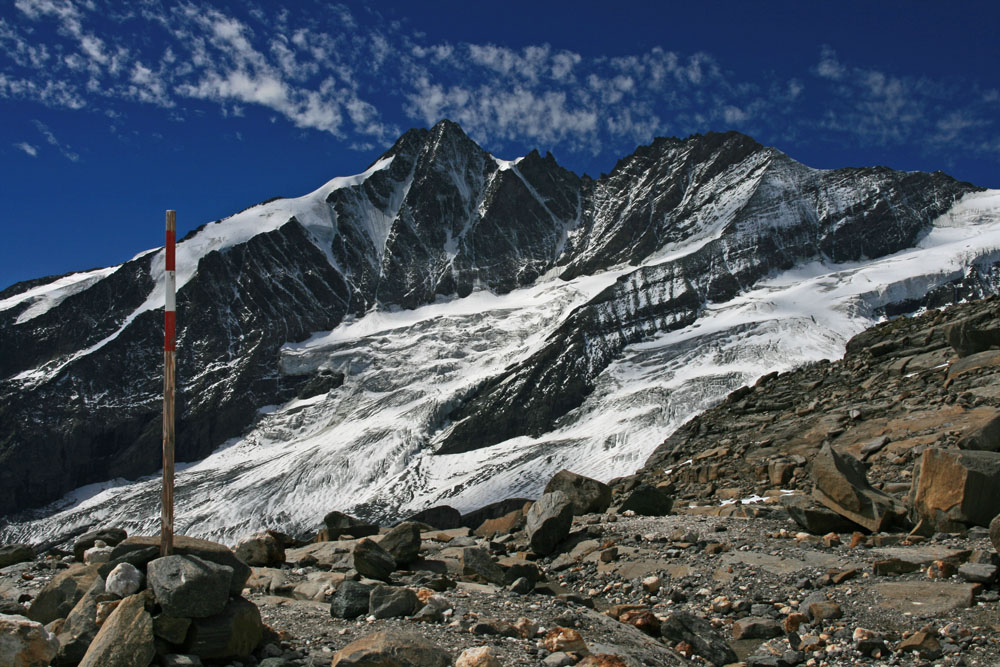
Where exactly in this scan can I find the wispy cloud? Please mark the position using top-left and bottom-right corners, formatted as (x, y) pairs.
(1, 2), (997, 166)
(14, 141), (37, 156)
(32, 119), (79, 161)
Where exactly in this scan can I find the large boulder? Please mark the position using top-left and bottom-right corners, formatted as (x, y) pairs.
(77, 592), (155, 667)
(0, 613), (59, 667)
(957, 412), (1000, 452)
(184, 597), (262, 660)
(234, 532), (285, 567)
(379, 522), (422, 565)
(525, 491), (574, 556)
(544, 470), (612, 515)
(460, 547), (507, 585)
(459, 498), (532, 529)
(27, 564), (101, 625)
(946, 315), (1000, 357)
(73, 528), (127, 562)
(331, 630), (451, 666)
(658, 611), (737, 666)
(323, 511), (379, 540)
(781, 495), (864, 535)
(910, 448), (1000, 533)
(810, 443), (906, 532)
(368, 585), (419, 619)
(353, 539), (396, 582)
(110, 536), (250, 596)
(330, 581), (374, 619)
(52, 576), (105, 667)
(0, 543), (34, 569)
(405, 506), (462, 530)
(147, 555), (233, 618)
(617, 484), (673, 516)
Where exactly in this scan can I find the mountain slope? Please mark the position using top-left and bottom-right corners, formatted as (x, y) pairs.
(0, 121), (995, 544)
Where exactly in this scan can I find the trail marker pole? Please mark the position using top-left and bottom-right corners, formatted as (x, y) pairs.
(162, 210), (177, 556)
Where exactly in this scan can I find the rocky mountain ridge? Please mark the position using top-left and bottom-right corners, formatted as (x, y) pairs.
(0, 119), (995, 537)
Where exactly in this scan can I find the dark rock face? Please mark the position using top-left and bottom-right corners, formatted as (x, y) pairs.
(525, 491), (574, 555)
(330, 580), (374, 620)
(0, 119), (982, 517)
(544, 470), (612, 515)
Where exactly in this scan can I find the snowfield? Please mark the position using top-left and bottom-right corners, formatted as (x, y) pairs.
(3, 189), (999, 545)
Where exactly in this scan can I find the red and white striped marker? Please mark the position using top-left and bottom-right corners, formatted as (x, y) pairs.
(162, 210), (176, 556)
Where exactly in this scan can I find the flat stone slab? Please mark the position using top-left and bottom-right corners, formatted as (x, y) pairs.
(876, 581), (977, 617)
(285, 541), (354, 569)
(871, 546), (970, 566)
(720, 550), (856, 575)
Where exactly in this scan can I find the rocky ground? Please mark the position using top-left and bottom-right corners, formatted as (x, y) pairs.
(5, 296), (1000, 666)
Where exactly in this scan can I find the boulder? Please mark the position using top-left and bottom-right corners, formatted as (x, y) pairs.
(0, 543), (35, 569)
(27, 564), (101, 625)
(946, 315), (1000, 357)
(331, 630), (452, 666)
(617, 484), (673, 516)
(658, 611), (737, 666)
(353, 539), (396, 582)
(52, 576), (105, 667)
(525, 491), (574, 555)
(810, 443), (906, 532)
(0, 613), (59, 667)
(460, 547), (507, 585)
(405, 506), (462, 530)
(460, 498), (532, 529)
(184, 597), (262, 660)
(153, 614), (191, 644)
(732, 617), (782, 640)
(330, 580), (375, 619)
(147, 555), (233, 618)
(105, 562), (144, 597)
(544, 470), (613, 515)
(73, 528), (127, 562)
(77, 592), (154, 667)
(456, 646), (503, 667)
(379, 522), (422, 565)
(110, 536), (250, 596)
(323, 511), (379, 540)
(910, 448), (1000, 532)
(368, 585), (419, 619)
(83, 543), (113, 565)
(98, 546), (160, 580)
(781, 495), (864, 535)
(957, 412), (1000, 452)
(234, 532), (285, 567)
(473, 509), (527, 538)
(991, 514), (1000, 554)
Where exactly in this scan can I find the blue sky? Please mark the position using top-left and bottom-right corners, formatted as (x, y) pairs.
(2, 0), (999, 289)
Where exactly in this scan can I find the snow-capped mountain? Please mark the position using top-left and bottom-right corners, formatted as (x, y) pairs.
(2, 120), (999, 545)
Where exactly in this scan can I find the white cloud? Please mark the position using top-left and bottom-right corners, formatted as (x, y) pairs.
(14, 141), (38, 156)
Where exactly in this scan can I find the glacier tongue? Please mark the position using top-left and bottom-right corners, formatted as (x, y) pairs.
(3, 189), (1000, 545)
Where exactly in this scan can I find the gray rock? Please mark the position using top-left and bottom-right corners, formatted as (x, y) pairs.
(544, 469), (613, 515)
(147, 554), (233, 618)
(509, 577), (533, 595)
(323, 511), (379, 540)
(110, 536), (250, 596)
(0, 543), (34, 568)
(525, 491), (574, 555)
(28, 564), (101, 625)
(379, 522), (422, 565)
(461, 547), (507, 585)
(105, 562), (144, 597)
(352, 538), (396, 582)
(234, 532), (285, 567)
(958, 562), (998, 584)
(732, 616), (783, 640)
(153, 614), (192, 644)
(410, 596), (451, 623)
(405, 505), (462, 530)
(368, 585), (419, 619)
(52, 576), (105, 667)
(617, 484), (673, 516)
(781, 495), (863, 534)
(330, 580), (375, 619)
(658, 611), (737, 666)
(184, 596), (263, 660)
(73, 528), (127, 562)
(811, 443), (905, 532)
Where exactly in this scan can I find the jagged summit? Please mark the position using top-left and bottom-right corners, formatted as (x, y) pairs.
(0, 121), (996, 544)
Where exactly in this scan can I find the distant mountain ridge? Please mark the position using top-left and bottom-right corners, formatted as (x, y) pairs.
(0, 120), (995, 541)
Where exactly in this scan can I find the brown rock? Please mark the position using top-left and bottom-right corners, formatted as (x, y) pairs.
(732, 617), (782, 640)
(619, 609), (660, 637)
(52, 576), (105, 667)
(543, 627), (589, 654)
(473, 509), (525, 539)
(27, 564), (101, 625)
(811, 443), (906, 532)
(0, 614), (59, 667)
(456, 646), (502, 667)
(331, 630), (452, 666)
(807, 601), (843, 621)
(77, 592), (154, 667)
(783, 613), (808, 633)
(898, 630), (942, 659)
(910, 448), (1000, 532)
(873, 558), (922, 576)
(233, 532), (285, 567)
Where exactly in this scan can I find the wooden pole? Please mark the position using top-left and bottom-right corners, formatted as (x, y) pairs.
(162, 210), (176, 556)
